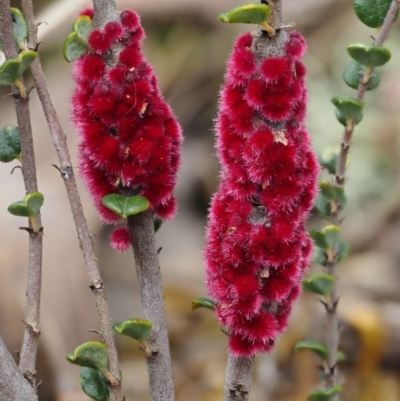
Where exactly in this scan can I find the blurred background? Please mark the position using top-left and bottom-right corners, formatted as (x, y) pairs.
(1, 0), (400, 400)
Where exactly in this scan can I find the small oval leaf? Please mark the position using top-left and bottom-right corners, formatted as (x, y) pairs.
(63, 31), (88, 62)
(18, 50), (38, 75)
(25, 192), (44, 216)
(347, 44), (391, 67)
(335, 109), (364, 127)
(73, 15), (92, 45)
(303, 274), (335, 297)
(8, 201), (30, 217)
(343, 61), (380, 91)
(102, 194), (150, 218)
(66, 342), (108, 373)
(331, 97), (364, 120)
(295, 340), (329, 360)
(80, 367), (109, 401)
(0, 59), (21, 86)
(308, 386), (343, 401)
(113, 319), (152, 342)
(191, 297), (217, 311)
(154, 218), (163, 233)
(0, 125), (21, 163)
(11, 8), (28, 49)
(218, 3), (271, 28)
(354, 0), (397, 28)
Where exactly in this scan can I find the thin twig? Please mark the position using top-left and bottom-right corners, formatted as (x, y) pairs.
(0, 336), (38, 401)
(0, 0), (43, 387)
(326, 0), (400, 397)
(127, 211), (175, 401)
(92, 0), (118, 28)
(20, 1), (123, 400)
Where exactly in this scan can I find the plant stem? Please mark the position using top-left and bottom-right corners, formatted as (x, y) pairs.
(0, 0), (43, 387)
(19, 1), (123, 400)
(0, 336), (38, 401)
(325, 1), (400, 396)
(223, 355), (254, 401)
(127, 211), (175, 401)
(92, 0), (118, 28)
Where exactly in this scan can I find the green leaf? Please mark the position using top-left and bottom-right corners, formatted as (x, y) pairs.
(303, 274), (335, 297)
(102, 194), (150, 218)
(322, 225), (341, 249)
(80, 368), (109, 401)
(8, 191), (44, 217)
(73, 15), (92, 45)
(113, 319), (152, 342)
(63, 31), (88, 62)
(335, 109), (364, 127)
(18, 50), (37, 75)
(313, 247), (328, 267)
(320, 147), (340, 175)
(354, 0), (398, 28)
(191, 297), (217, 311)
(11, 8), (28, 49)
(315, 182), (347, 218)
(308, 386), (343, 401)
(347, 44), (391, 67)
(0, 125), (21, 163)
(331, 97), (364, 120)
(66, 342), (108, 373)
(0, 59), (21, 86)
(218, 3), (272, 30)
(337, 240), (350, 263)
(154, 218), (163, 233)
(309, 229), (329, 249)
(295, 340), (329, 360)
(343, 61), (380, 91)
(315, 193), (332, 218)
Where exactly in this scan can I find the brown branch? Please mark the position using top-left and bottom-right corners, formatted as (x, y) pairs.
(223, 355), (254, 401)
(127, 211), (175, 401)
(325, 1), (400, 397)
(92, 0), (118, 28)
(0, 336), (38, 401)
(19, 1), (123, 400)
(0, 0), (43, 387)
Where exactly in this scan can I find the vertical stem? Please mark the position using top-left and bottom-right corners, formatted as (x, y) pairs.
(0, 0), (43, 387)
(20, 1), (123, 400)
(128, 211), (175, 401)
(0, 336), (38, 401)
(223, 355), (254, 401)
(92, 0), (118, 28)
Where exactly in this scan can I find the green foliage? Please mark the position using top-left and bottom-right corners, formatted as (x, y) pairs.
(154, 217), (163, 233)
(295, 340), (329, 360)
(303, 274), (335, 297)
(331, 97), (364, 120)
(354, 0), (397, 28)
(11, 8), (28, 49)
(315, 181), (346, 218)
(0, 59), (21, 86)
(8, 192), (44, 218)
(191, 297), (216, 311)
(347, 44), (391, 67)
(63, 32), (88, 62)
(80, 368), (109, 401)
(335, 108), (364, 126)
(73, 16), (92, 45)
(113, 319), (152, 342)
(101, 194), (150, 218)
(218, 3), (271, 25)
(343, 61), (380, 91)
(308, 386), (343, 401)
(319, 147), (340, 175)
(18, 50), (37, 75)
(66, 342), (108, 373)
(0, 125), (21, 163)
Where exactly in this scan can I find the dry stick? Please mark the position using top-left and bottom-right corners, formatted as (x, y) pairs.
(127, 212), (175, 401)
(325, 0), (400, 395)
(0, 0), (43, 388)
(222, 1), (283, 400)
(19, 1), (123, 400)
(0, 336), (38, 401)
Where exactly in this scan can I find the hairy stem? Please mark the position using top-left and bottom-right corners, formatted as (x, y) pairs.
(0, 0), (43, 387)
(127, 211), (175, 401)
(326, 0), (400, 397)
(92, 0), (118, 28)
(223, 355), (254, 401)
(0, 336), (38, 401)
(19, 1), (123, 400)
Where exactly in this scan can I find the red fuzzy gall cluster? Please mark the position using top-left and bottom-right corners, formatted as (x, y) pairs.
(71, 9), (182, 231)
(205, 31), (319, 357)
